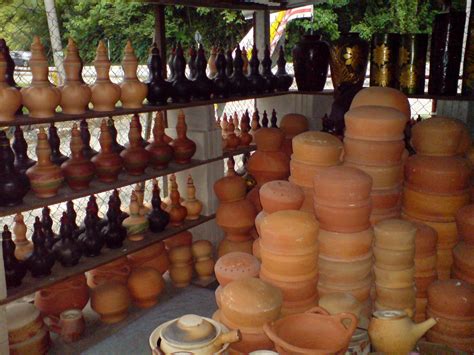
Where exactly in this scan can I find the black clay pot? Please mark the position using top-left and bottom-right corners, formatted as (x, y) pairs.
(229, 45), (249, 96)
(171, 44), (193, 103)
(148, 182), (170, 233)
(247, 46), (266, 94)
(370, 33), (400, 88)
(147, 43), (171, 105)
(275, 46), (293, 91)
(52, 212), (82, 267)
(2, 225), (26, 288)
(397, 34), (428, 95)
(12, 126), (36, 174)
(261, 45), (277, 93)
(213, 49), (231, 99)
(26, 217), (55, 278)
(48, 123), (68, 166)
(79, 119), (98, 160)
(192, 44), (214, 100)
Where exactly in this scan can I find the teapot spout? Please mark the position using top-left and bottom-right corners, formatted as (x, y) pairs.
(412, 317), (436, 341)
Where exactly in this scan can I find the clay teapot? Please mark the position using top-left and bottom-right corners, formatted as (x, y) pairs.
(368, 309), (436, 354)
(120, 40), (147, 108)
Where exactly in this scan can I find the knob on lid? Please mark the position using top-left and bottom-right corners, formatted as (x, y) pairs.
(161, 314), (218, 347)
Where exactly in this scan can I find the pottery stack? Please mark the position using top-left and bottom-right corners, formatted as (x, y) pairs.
(403, 117), (472, 280)
(373, 219), (417, 315)
(289, 131), (343, 213)
(452, 205), (474, 285)
(313, 166), (373, 318)
(259, 210), (319, 316)
(279, 113), (309, 157)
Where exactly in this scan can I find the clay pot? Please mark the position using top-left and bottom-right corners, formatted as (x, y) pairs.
(280, 294), (319, 316)
(254, 128), (285, 151)
(403, 186), (470, 222)
(298, 184), (315, 213)
(456, 204), (474, 244)
(415, 272), (437, 298)
(246, 186), (263, 213)
(259, 180), (304, 213)
(214, 172), (247, 203)
(427, 308), (474, 337)
(280, 114), (309, 137)
(216, 199), (257, 240)
(290, 158), (332, 187)
(0, 54), (22, 121)
(415, 255), (437, 274)
(6, 303), (46, 350)
(91, 281), (131, 324)
(312, 166), (372, 204)
(374, 218), (416, 250)
(164, 231), (193, 250)
(86, 257), (131, 288)
(247, 151), (290, 187)
(344, 137), (405, 166)
(436, 248), (454, 273)
(127, 242), (169, 275)
(453, 242), (474, 277)
(319, 228), (373, 260)
(255, 211), (266, 236)
(170, 110), (196, 164)
(413, 222), (438, 258)
(350, 87), (410, 121)
(127, 267), (164, 308)
(120, 41), (147, 108)
(370, 207), (401, 225)
(214, 252), (260, 287)
(318, 277), (371, 302)
(318, 253), (373, 283)
(169, 262), (193, 288)
(373, 246), (415, 270)
(344, 161), (403, 190)
(375, 283), (416, 309)
(314, 200), (371, 233)
(344, 106), (406, 141)
(374, 265), (415, 288)
(292, 131), (343, 166)
(260, 245), (317, 278)
(427, 280), (474, 320)
(402, 212), (456, 246)
(218, 238), (253, 258)
(371, 185), (402, 211)
(259, 267), (318, 302)
(426, 329), (474, 352)
(318, 293), (362, 321)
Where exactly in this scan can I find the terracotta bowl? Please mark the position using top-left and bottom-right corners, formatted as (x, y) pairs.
(260, 210), (318, 255)
(259, 180), (304, 214)
(344, 105), (406, 141)
(415, 272), (438, 298)
(217, 238), (253, 258)
(404, 155), (472, 194)
(427, 308), (474, 338)
(411, 116), (465, 156)
(292, 131), (343, 166)
(280, 113), (309, 137)
(260, 245), (318, 278)
(456, 204), (474, 244)
(314, 200), (371, 233)
(290, 158), (334, 188)
(453, 242), (474, 277)
(344, 161), (402, 190)
(318, 253), (373, 283)
(313, 166), (372, 203)
(259, 267), (318, 302)
(318, 276), (372, 302)
(254, 128), (285, 152)
(370, 207), (401, 225)
(90, 281), (131, 324)
(343, 137), (405, 166)
(374, 218), (417, 251)
(402, 212), (457, 247)
(412, 222), (438, 258)
(214, 252), (261, 287)
(427, 280), (474, 320)
(415, 255), (437, 274)
(375, 283), (416, 309)
(371, 185), (402, 211)
(426, 329), (474, 352)
(373, 245), (415, 271)
(374, 265), (415, 288)
(214, 173), (247, 202)
(350, 87), (410, 120)
(318, 228), (373, 260)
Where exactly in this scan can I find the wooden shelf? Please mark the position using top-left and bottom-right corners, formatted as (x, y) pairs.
(0, 146), (255, 218)
(0, 214), (215, 305)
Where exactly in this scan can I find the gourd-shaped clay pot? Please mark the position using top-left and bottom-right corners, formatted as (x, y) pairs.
(108, 118), (126, 154)
(13, 213), (33, 261)
(26, 217), (55, 278)
(224, 119), (240, 151)
(92, 119), (123, 182)
(109, 189), (129, 223)
(103, 194), (127, 249)
(275, 46), (293, 91)
(26, 127), (64, 198)
(148, 179), (170, 232)
(80, 119), (98, 159)
(127, 266), (165, 308)
(247, 45), (266, 94)
(229, 45), (249, 96)
(167, 46), (176, 81)
(0, 131), (29, 206)
(239, 112), (252, 146)
(132, 183), (151, 216)
(208, 46), (218, 78)
(2, 225), (26, 288)
(61, 123), (95, 190)
(120, 115), (150, 175)
(169, 245), (193, 287)
(123, 191), (149, 241)
(0, 50), (21, 121)
(77, 204), (105, 257)
(48, 122), (69, 166)
(213, 48), (230, 99)
(40, 206), (57, 251)
(52, 212), (82, 267)
(168, 174), (188, 226)
(91, 281), (131, 324)
(226, 48), (234, 78)
(170, 110), (196, 164)
(120, 40), (147, 108)
(171, 43), (192, 103)
(146, 111), (174, 169)
(214, 158), (247, 202)
(0, 39), (22, 115)
(90, 40), (120, 111)
(21, 36), (61, 118)
(12, 126), (36, 174)
(261, 45), (277, 93)
(183, 175), (203, 220)
(193, 44), (214, 100)
(192, 240), (215, 281)
(147, 43), (171, 105)
(60, 38), (91, 114)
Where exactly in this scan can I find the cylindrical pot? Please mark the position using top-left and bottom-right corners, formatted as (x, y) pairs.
(428, 10), (466, 95)
(329, 33), (369, 90)
(370, 33), (400, 88)
(292, 34), (330, 91)
(396, 34), (428, 95)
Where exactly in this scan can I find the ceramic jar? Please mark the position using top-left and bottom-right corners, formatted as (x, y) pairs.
(247, 150), (290, 186)
(453, 243), (474, 282)
(170, 110), (196, 164)
(319, 228), (373, 260)
(169, 246), (193, 288)
(343, 137), (405, 166)
(370, 33), (400, 88)
(191, 240), (214, 281)
(292, 131), (343, 166)
(127, 266), (164, 308)
(397, 34), (428, 95)
(214, 252), (260, 287)
(260, 247), (318, 278)
(120, 41), (147, 108)
(259, 180), (304, 213)
(147, 112), (174, 170)
(92, 120), (123, 182)
(91, 281), (131, 324)
(216, 199), (257, 241)
(374, 266), (415, 289)
(85, 257), (131, 288)
(126, 242), (169, 275)
(456, 204), (474, 244)
(280, 113), (309, 137)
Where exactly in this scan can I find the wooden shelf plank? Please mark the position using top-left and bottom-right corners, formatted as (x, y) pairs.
(0, 214), (215, 305)
(0, 146), (255, 218)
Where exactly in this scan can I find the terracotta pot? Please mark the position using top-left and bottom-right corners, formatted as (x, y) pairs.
(260, 263), (318, 283)
(405, 155), (471, 195)
(375, 283), (416, 309)
(318, 228), (373, 260)
(259, 210), (318, 255)
(413, 222), (438, 258)
(350, 87), (410, 121)
(411, 116), (465, 156)
(247, 151), (290, 187)
(318, 253), (372, 284)
(374, 265), (415, 288)
(427, 308), (474, 337)
(169, 263), (193, 288)
(344, 161), (403, 190)
(9, 326), (50, 355)
(127, 266), (164, 308)
(343, 137), (405, 166)
(259, 267), (318, 302)
(280, 293), (319, 316)
(436, 247), (454, 270)
(280, 114), (309, 137)
(90, 281), (131, 324)
(314, 200), (371, 233)
(263, 306), (357, 355)
(318, 277), (371, 302)
(214, 171), (247, 203)
(313, 166), (372, 204)
(127, 242), (169, 275)
(415, 272), (437, 298)
(216, 199), (257, 239)
(255, 211), (266, 237)
(453, 264), (474, 284)
(259, 180), (304, 213)
(318, 293), (362, 321)
(246, 186), (263, 213)
(374, 218), (417, 251)
(453, 242), (474, 277)
(292, 131), (343, 166)
(254, 128), (285, 152)
(371, 186), (402, 211)
(426, 329), (474, 352)
(6, 302), (44, 346)
(402, 212), (456, 247)
(86, 257), (131, 288)
(290, 158), (334, 188)
(403, 186), (470, 222)
(218, 238), (254, 258)
(344, 106), (406, 141)
(297, 183), (314, 213)
(260, 245), (317, 278)
(214, 252), (260, 287)
(456, 204), (474, 244)
(370, 207), (401, 225)
(164, 231), (193, 250)
(373, 245), (415, 271)
(415, 255), (437, 274)
(252, 238), (261, 260)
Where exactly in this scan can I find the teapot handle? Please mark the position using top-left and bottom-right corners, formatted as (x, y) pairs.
(335, 312), (358, 335)
(304, 306), (330, 316)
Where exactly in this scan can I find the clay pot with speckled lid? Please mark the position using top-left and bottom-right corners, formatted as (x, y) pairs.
(456, 204), (474, 244)
(319, 228), (373, 260)
(426, 308), (474, 338)
(374, 218), (416, 250)
(371, 185), (402, 210)
(427, 280), (474, 320)
(292, 131), (343, 166)
(259, 180), (304, 213)
(314, 200), (371, 233)
(214, 252), (260, 287)
(344, 137), (405, 166)
(344, 161), (403, 190)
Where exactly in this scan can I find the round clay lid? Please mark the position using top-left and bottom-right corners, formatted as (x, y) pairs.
(6, 302), (40, 331)
(260, 210), (319, 243)
(259, 180), (304, 213)
(213, 173), (247, 202)
(427, 280), (474, 319)
(292, 131), (343, 150)
(374, 218), (417, 237)
(453, 242), (474, 268)
(279, 113), (309, 136)
(254, 128), (285, 151)
(214, 252), (260, 286)
(350, 87), (410, 121)
(161, 314), (218, 348)
(413, 222), (438, 257)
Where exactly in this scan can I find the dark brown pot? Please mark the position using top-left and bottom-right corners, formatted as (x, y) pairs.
(370, 33), (400, 88)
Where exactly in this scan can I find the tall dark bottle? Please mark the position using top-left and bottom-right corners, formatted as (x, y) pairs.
(102, 195), (127, 249)
(48, 123), (68, 166)
(261, 45), (277, 93)
(110, 189), (129, 223)
(275, 46), (293, 91)
(147, 43), (171, 105)
(188, 46), (197, 80)
(229, 45), (249, 96)
(66, 200), (81, 238)
(80, 119), (98, 159)
(226, 48), (234, 78)
(148, 179), (170, 233)
(171, 44), (192, 103)
(193, 44), (214, 100)
(108, 118), (125, 154)
(213, 48), (230, 98)
(247, 45), (266, 94)
(42, 206), (57, 250)
(26, 217), (55, 278)
(2, 225), (27, 288)
(0, 131), (29, 206)
(52, 212), (82, 267)
(12, 126), (36, 174)
(78, 205), (105, 257)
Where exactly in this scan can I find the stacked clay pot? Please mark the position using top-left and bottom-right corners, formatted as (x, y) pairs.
(403, 117), (472, 280)
(413, 222), (438, 322)
(452, 205), (474, 285)
(290, 131), (343, 213)
(313, 166), (373, 316)
(426, 280), (474, 352)
(259, 210), (319, 316)
(215, 160), (257, 257)
(126, 241), (169, 275)
(279, 113), (309, 157)
(373, 219), (416, 315)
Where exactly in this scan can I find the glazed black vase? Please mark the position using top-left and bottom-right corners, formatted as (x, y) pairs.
(2, 225), (26, 288)
(66, 200), (81, 238)
(110, 189), (129, 223)
(429, 10), (466, 95)
(247, 46), (266, 94)
(229, 45), (249, 96)
(275, 46), (293, 91)
(188, 46), (197, 80)
(370, 33), (400, 88)
(12, 126), (36, 174)
(52, 212), (82, 267)
(192, 44), (214, 100)
(147, 43), (171, 105)
(171, 44), (193, 103)
(261, 45), (277, 93)
(78, 205), (105, 257)
(48, 123), (68, 166)
(226, 49), (234, 78)
(0, 131), (29, 207)
(103, 196), (127, 249)
(293, 34), (330, 91)
(26, 217), (55, 278)
(41, 206), (57, 250)
(462, 9), (474, 95)
(80, 119), (98, 160)
(148, 181), (170, 233)
(213, 49), (231, 98)
(397, 34), (428, 95)
(167, 46), (176, 82)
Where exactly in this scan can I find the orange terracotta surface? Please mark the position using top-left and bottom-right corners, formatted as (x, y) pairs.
(426, 308), (474, 338)
(318, 253), (373, 283)
(217, 238), (253, 258)
(373, 218), (416, 250)
(252, 238), (261, 260)
(436, 249), (454, 271)
(127, 242), (169, 275)
(281, 137), (293, 157)
(280, 113), (309, 137)
(260, 262), (319, 283)
(457, 122), (472, 155)
(255, 211), (266, 237)
(290, 158), (336, 188)
(343, 137), (405, 166)
(344, 161), (403, 190)
(373, 245), (415, 271)
(298, 184), (314, 213)
(127, 267), (164, 308)
(260, 245), (317, 277)
(404, 155), (472, 194)
(292, 131), (343, 165)
(163, 231), (193, 250)
(280, 293), (319, 316)
(318, 228), (373, 260)
(214, 252), (260, 286)
(452, 265), (474, 284)
(375, 283), (416, 309)
(318, 276), (372, 302)
(314, 200), (371, 233)
(427, 280), (474, 320)
(402, 211), (457, 247)
(247, 151), (290, 186)
(350, 87), (410, 120)
(374, 265), (415, 288)
(259, 267), (318, 302)
(453, 242), (474, 277)
(426, 329), (474, 352)
(216, 199), (257, 239)
(456, 204), (474, 244)
(370, 207), (401, 225)
(415, 273), (437, 298)
(259, 180), (304, 213)
(318, 292), (362, 321)
(344, 106), (406, 141)
(86, 257), (131, 288)
(246, 186), (262, 213)
(90, 281), (131, 324)
(415, 255), (437, 274)
(214, 172), (247, 202)
(413, 222), (438, 258)
(254, 128), (285, 152)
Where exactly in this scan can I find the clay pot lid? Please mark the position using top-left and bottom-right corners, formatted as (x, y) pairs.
(254, 128), (285, 151)
(214, 252), (260, 286)
(345, 105), (406, 130)
(259, 180), (304, 213)
(412, 222), (438, 257)
(279, 113), (309, 137)
(292, 131), (343, 150)
(405, 155), (471, 181)
(372, 309), (408, 320)
(6, 302), (40, 331)
(213, 174), (247, 202)
(374, 218), (417, 237)
(260, 210), (319, 240)
(161, 314), (218, 347)
(453, 242), (474, 267)
(427, 280), (474, 319)
(412, 116), (462, 137)
(350, 87), (410, 121)
(318, 292), (362, 317)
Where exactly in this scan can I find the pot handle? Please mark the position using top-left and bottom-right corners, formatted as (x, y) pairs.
(215, 329), (241, 347)
(304, 306), (330, 316)
(263, 322), (310, 354)
(335, 312), (358, 335)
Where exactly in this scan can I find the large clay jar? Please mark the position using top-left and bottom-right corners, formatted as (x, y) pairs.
(34, 275), (89, 317)
(169, 246), (193, 288)
(86, 257), (131, 288)
(60, 38), (91, 114)
(127, 242), (169, 275)
(26, 128), (64, 198)
(91, 119), (123, 182)
(120, 115), (150, 175)
(21, 36), (61, 118)
(91, 280), (131, 324)
(319, 228), (373, 260)
(292, 34), (330, 91)
(147, 112), (174, 170)
(0, 50), (21, 121)
(127, 266), (164, 308)
(374, 218), (416, 251)
(344, 161), (402, 190)
(170, 110), (196, 164)
(344, 137), (405, 166)
(217, 199), (257, 241)
(90, 40), (121, 111)
(120, 40), (147, 108)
